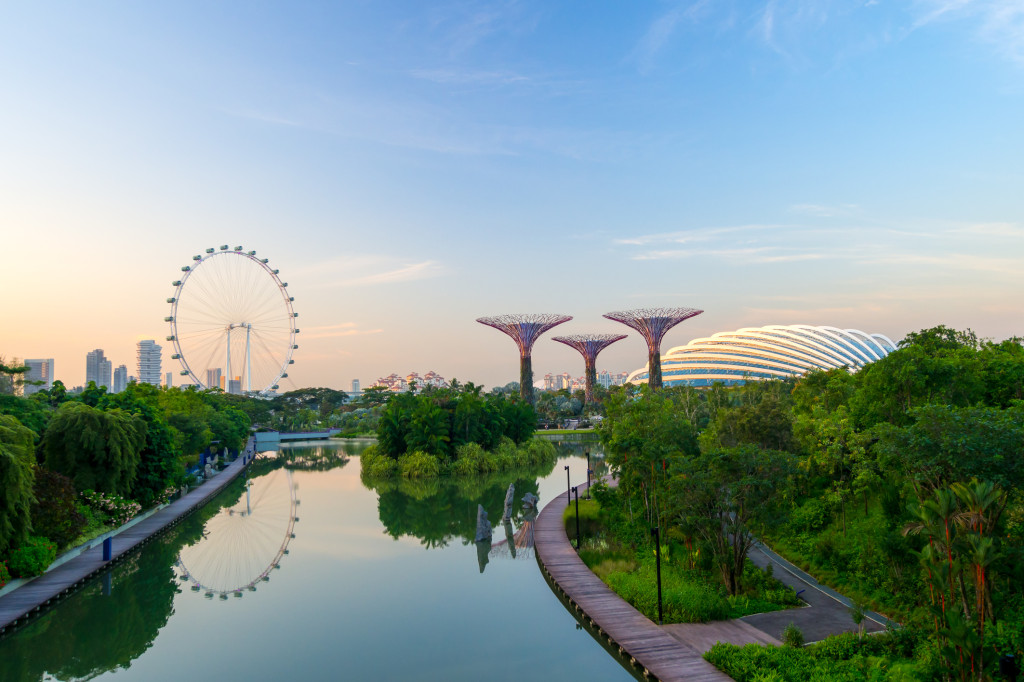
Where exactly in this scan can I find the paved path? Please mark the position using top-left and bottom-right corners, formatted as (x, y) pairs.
(0, 442), (256, 636)
(535, 476), (901, 679)
(535, 482), (731, 681)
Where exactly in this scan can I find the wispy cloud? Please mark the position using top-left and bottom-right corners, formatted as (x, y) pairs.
(913, 0), (1024, 63)
(301, 323), (384, 340)
(614, 224), (782, 246)
(409, 68), (530, 85)
(297, 255), (445, 289)
(946, 221), (1024, 237)
(629, 1), (711, 72)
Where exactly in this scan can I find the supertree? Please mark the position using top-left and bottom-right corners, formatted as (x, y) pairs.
(477, 314), (572, 405)
(551, 334), (627, 405)
(603, 307), (703, 390)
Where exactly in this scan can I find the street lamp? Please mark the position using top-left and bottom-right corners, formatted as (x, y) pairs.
(651, 526), (664, 625)
(585, 451), (591, 498)
(572, 486), (580, 551)
(565, 465), (571, 502)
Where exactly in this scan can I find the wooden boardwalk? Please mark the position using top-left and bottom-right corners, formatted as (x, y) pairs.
(534, 483), (732, 681)
(0, 443), (256, 636)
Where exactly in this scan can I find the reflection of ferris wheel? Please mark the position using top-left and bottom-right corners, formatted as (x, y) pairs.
(175, 467), (298, 599)
(166, 246), (298, 395)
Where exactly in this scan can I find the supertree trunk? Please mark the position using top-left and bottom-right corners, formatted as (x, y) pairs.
(477, 314), (572, 406)
(552, 334), (627, 405)
(603, 307), (703, 391)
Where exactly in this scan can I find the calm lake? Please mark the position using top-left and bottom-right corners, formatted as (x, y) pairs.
(0, 438), (637, 681)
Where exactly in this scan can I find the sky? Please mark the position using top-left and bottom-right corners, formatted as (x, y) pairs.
(1, 1), (1023, 392)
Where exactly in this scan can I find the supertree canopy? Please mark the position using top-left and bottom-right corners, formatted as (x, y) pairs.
(477, 314), (572, 404)
(551, 334), (627, 405)
(603, 307), (703, 390)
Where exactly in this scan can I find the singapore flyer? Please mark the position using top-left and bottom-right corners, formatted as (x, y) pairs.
(166, 245), (298, 395)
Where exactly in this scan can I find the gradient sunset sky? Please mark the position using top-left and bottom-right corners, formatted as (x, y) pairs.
(2, 1), (1022, 391)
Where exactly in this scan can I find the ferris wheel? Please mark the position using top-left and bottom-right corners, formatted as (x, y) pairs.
(166, 246), (298, 395)
(176, 466), (298, 599)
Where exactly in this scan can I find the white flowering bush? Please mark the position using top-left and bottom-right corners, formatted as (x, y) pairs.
(80, 490), (142, 527)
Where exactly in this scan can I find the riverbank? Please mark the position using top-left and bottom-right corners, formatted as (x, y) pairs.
(0, 439), (257, 636)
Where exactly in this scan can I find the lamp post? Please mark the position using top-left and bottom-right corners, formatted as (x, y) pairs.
(585, 451), (591, 498)
(572, 486), (580, 551)
(651, 526), (664, 625)
(565, 465), (571, 502)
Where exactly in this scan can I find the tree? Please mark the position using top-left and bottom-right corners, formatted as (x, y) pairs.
(0, 414), (37, 554)
(669, 445), (796, 595)
(0, 356), (29, 396)
(43, 402), (146, 496)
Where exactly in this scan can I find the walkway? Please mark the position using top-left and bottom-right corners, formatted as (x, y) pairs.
(0, 442), (256, 636)
(534, 478), (899, 680)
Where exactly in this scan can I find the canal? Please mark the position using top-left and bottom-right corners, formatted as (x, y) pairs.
(0, 438), (636, 681)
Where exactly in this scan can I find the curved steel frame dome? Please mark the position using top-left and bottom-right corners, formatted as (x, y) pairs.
(626, 324), (897, 388)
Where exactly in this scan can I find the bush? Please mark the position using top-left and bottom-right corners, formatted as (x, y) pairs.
(80, 490), (141, 526)
(563, 499), (603, 542)
(0, 560), (10, 587)
(398, 451), (441, 478)
(782, 623), (804, 648)
(30, 467), (86, 549)
(359, 445), (397, 478)
(606, 562), (729, 623)
(6, 536), (57, 578)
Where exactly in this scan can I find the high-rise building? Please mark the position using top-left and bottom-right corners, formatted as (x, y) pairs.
(137, 340), (162, 386)
(85, 349), (112, 390)
(206, 368), (223, 391)
(227, 376), (241, 395)
(113, 365), (128, 393)
(352, 378), (360, 394)
(165, 372), (173, 388)
(24, 358), (55, 396)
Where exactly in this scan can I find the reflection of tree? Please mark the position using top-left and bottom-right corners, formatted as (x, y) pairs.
(278, 443), (351, 472)
(367, 469), (546, 549)
(0, 464), (267, 681)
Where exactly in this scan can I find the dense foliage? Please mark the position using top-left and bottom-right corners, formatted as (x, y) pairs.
(0, 414), (37, 554)
(593, 326), (1024, 679)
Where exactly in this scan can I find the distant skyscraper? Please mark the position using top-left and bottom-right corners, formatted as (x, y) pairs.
(352, 379), (360, 393)
(24, 359), (55, 396)
(85, 349), (112, 390)
(227, 376), (241, 395)
(113, 365), (128, 393)
(165, 372), (173, 388)
(137, 340), (162, 386)
(206, 368), (222, 390)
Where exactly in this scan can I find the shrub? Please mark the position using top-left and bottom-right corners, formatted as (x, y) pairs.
(80, 490), (142, 526)
(359, 445), (397, 478)
(398, 451), (441, 478)
(606, 562), (729, 623)
(0, 560), (10, 588)
(30, 467), (86, 549)
(563, 499), (603, 542)
(6, 536), (57, 578)
(782, 623), (804, 648)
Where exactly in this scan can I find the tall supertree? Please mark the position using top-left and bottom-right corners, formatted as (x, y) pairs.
(551, 334), (627, 405)
(603, 307), (703, 390)
(477, 314), (572, 405)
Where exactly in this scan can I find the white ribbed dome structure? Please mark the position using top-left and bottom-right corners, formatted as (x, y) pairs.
(626, 324), (897, 388)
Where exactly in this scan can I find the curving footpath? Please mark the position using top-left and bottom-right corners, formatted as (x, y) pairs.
(534, 481), (731, 681)
(534, 478), (897, 680)
(0, 440), (257, 637)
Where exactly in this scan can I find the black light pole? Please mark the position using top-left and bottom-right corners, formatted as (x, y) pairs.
(572, 486), (580, 550)
(651, 526), (664, 625)
(585, 451), (591, 498)
(565, 465), (571, 502)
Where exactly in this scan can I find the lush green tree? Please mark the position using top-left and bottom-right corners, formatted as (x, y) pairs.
(43, 402), (146, 496)
(699, 393), (794, 452)
(30, 467), (85, 549)
(406, 402), (450, 456)
(355, 385), (390, 408)
(669, 445), (796, 595)
(0, 393), (51, 442)
(0, 356), (29, 396)
(0, 414), (37, 554)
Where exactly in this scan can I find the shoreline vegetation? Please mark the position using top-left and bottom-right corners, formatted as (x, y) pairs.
(360, 438), (556, 478)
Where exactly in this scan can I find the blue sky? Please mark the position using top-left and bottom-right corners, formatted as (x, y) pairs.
(2, 1), (1022, 390)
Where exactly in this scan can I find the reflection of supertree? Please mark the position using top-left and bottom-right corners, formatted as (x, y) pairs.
(603, 307), (703, 390)
(551, 334), (627, 404)
(477, 314), (572, 404)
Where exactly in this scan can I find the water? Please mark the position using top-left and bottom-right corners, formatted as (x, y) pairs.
(0, 438), (633, 681)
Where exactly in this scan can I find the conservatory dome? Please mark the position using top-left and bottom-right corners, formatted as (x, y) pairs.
(627, 324), (897, 388)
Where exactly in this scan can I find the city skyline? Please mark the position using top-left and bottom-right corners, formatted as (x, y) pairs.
(2, 2), (1022, 390)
